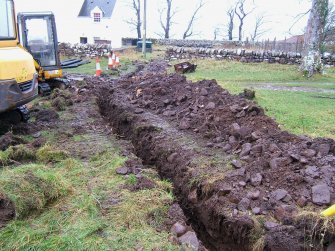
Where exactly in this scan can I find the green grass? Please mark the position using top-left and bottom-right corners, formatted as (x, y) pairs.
(256, 90), (335, 138)
(0, 148), (178, 250)
(0, 164), (70, 218)
(179, 59), (335, 139)
(64, 47), (165, 75)
(185, 59), (335, 84)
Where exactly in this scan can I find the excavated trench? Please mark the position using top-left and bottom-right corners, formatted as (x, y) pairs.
(97, 61), (335, 251)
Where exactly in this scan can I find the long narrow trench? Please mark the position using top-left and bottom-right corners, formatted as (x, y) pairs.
(98, 89), (255, 251)
(96, 66), (335, 251)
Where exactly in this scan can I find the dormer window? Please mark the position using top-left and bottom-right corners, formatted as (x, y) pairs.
(93, 12), (101, 22)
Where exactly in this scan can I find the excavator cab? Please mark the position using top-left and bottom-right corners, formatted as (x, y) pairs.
(17, 12), (67, 95)
(18, 12), (61, 76)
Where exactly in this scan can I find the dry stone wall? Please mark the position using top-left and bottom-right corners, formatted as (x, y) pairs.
(166, 47), (335, 66)
(58, 43), (111, 58)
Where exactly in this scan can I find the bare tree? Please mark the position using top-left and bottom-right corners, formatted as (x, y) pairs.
(159, 0), (177, 39)
(250, 15), (269, 42)
(213, 27), (221, 40)
(301, 0), (329, 77)
(226, 7), (235, 40)
(126, 0), (141, 39)
(235, 0), (254, 41)
(322, 2), (335, 43)
(182, 0), (205, 39)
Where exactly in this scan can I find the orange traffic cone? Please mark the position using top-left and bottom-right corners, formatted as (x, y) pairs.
(108, 53), (114, 69)
(95, 57), (102, 76)
(111, 53), (116, 68)
(115, 55), (120, 67)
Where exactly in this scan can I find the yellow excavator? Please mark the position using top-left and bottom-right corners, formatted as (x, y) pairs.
(17, 12), (69, 96)
(0, 0), (38, 122)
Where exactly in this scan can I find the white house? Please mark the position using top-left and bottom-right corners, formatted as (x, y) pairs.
(76, 0), (124, 47)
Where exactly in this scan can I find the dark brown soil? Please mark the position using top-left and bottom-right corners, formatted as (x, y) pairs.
(34, 109), (59, 122)
(0, 194), (15, 228)
(0, 132), (26, 151)
(97, 60), (335, 251)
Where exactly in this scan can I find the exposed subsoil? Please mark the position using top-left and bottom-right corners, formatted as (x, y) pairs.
(0, 194), (15, 228)
(97, 60), (335, 251)
(0, 72), (204, 249)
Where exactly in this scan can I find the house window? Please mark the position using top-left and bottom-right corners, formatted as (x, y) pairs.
(80, 37), (87, 44)
(93, 13), (101, 22)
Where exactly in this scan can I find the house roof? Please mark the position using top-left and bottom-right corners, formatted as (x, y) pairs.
(78, 0), (116, 18)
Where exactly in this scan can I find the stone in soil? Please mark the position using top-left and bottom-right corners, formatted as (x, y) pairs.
(178, 231), (200, 250)
(312, 184), (331, 205)
(250, 173), (262, 186)
(231, 159), (242, 169)
(270, 189), (288, 201)
(116, 167), (128, 175)
(171, 222), (187, 237)
(237, 198), (251, 212)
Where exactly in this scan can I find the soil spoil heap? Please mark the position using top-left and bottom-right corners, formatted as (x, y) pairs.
(97, 60), (335, 251)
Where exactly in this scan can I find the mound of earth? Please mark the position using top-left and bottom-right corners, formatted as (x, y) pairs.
(97, 60), (335, 251)
(0, 132), (26, 151)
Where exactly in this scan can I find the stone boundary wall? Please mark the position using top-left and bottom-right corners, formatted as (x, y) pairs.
(58, 43), (111, 58)
(166, 47), (335, 66)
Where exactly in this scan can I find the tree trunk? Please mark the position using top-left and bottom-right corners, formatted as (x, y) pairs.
(136, 0), (141, 39)
(228, 22), (233, 40)
(238, 21), (243, 41)
(165, 0), (172, 38)
(301, 0), (328, 77)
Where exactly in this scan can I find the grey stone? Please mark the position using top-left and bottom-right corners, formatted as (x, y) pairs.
(230, 123), (241, 135)
(240, 143), (252, 157)
(179, 120), (191, 130)
(264, 221), (279, 230)
(251, 173), (262, 186)
(134, 108), (144, 114)
(252, 207), (261, 215)
(239, 181), (247, 187)
(188, 189), (198, 204)
(171, 222), (187, 237)
(218, 184), (232, 196)
(231, 159), (242, 169)
(270, 189), (288, 201)
(200, 88), (208, 96)
(237, 198), (251, 212)
(247, 190), (260, 200)
(297, 196), (307, 207)
(205, 102), (216, 109)
(312, 184), (331, 205)
(178, 231), (199, 250)
(32, 132), (41, 138)
(269, 158), (278, 169)
(167, 153), (178, 163)
(305, 166), (320, 178)
(116, 167), (128, 175)
(318, 144), (331, 157)
(302, 149), (316, 158)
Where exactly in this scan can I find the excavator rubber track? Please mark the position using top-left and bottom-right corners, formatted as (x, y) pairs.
(38, 82), (52, 96)
(17, 105), (30, 122)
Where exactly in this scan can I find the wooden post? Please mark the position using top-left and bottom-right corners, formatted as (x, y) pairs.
(142, 0), (147, 58)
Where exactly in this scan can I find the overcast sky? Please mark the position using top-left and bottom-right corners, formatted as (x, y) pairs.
(14, 0), (335, 42)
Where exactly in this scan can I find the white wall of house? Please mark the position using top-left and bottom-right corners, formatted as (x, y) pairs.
(15, 0), (128, 48)
(73, 2), (125, 47)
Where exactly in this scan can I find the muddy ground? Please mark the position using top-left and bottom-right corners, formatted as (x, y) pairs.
(97, 60), (335, 251)
(1, 59), (334, 250)
(0, 73), (206, 250)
